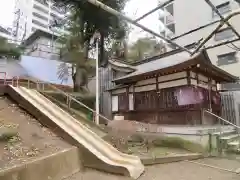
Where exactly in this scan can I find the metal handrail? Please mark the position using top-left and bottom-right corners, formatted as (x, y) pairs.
(0, 72), (7, 85)
(19, 78), (112, 124)
(204, 110), (240, 130)
(39, 81), (111, 123)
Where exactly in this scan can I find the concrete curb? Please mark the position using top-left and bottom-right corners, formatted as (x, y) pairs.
(141, 153), (203, 165)
(0, 147), (82, 180)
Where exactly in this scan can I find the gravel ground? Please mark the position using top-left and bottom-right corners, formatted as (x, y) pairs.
(64, 158), (240, 180)
(0, 97), (72, 169)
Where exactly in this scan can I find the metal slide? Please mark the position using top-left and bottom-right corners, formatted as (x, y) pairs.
(9, 85), (144, 179)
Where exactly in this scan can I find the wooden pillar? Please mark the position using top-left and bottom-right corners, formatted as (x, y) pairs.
(208, 78), (212, 111)
(133, 84), (136, 121)
(196, 72), (199, 84)
(187, 70), (191, 85)
(126, 86), (129, 113)
(156, 74), (159, 123)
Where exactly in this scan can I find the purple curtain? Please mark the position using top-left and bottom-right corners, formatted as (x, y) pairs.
(174, 87), (204, 106)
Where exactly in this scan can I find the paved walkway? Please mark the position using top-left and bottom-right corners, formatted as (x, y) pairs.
(64, 158), (240, 180)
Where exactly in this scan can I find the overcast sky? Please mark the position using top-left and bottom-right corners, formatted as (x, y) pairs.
(0, 0), (15, 28)
(0, 0), (162, 43)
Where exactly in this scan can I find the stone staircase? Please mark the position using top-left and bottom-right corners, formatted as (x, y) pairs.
(215, 129), (240, 154)
(204, 110), (240, 154)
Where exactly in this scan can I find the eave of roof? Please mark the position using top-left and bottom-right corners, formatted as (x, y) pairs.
(109, 59), (136, 73)
(130, 42), (197, 66)
(113, 50), (238, 84)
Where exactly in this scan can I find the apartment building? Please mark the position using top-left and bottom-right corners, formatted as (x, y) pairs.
(159, 0), (240, 88)
(12, 0), (66, 42)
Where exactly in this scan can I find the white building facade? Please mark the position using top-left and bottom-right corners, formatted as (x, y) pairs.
(159, 0), (240, 84)
(12, 0), (66, 42)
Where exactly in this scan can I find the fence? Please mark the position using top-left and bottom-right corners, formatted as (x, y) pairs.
(220, 91), (240, 126)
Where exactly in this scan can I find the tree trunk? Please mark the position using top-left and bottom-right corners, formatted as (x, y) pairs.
(100, 31), (105, 66)
(73, 39), (90, 92)
(74, 67), (83, 92)
(72, 13), (90, 92)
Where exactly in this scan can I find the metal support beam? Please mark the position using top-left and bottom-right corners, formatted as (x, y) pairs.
(205, 38), (240, 50)
(134, 0), (174, 22)
(85, 0), (191, 54)
(205, 0), (240, 39)
(234, 0), (240, 4)
(192, 10), (240, 55)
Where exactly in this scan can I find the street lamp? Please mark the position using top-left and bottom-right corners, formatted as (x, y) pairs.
(93, 31), (101, 125)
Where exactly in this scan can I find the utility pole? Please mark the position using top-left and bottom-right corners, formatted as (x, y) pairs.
(93, 31), (101, 125)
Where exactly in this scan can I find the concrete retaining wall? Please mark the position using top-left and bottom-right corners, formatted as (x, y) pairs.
(0, 147), (82, 180)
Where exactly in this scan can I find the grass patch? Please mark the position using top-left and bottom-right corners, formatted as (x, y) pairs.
(0, 130), (18, 142)
(152, 136), (206, 153)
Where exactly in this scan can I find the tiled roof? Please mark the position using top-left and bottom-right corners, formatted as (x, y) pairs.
(113, 50), (237, 83)
(114, 51), (199, 81)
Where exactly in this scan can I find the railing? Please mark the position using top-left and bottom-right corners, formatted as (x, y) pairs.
(204, 109), (240, 153)
(11, 76), (112, 126)
(0, 72), (6, 85)
(204, 110), (240, 130)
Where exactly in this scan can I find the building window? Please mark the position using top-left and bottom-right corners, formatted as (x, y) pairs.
(34, 0), (48, 5)
(167, 23), (175, 33)
(32, 12), (48, 21)
(215, 28), (235, 41)
(112, 96), (118, 112)
(33, 4), (49, 14)
(32, 19), (48, 28)
(213, 2), (231, 17)
(166, 3), (174, 16)
(217, 52), (237, 66)
(159, 17), (164, 24)
(166, 15), (174, 25)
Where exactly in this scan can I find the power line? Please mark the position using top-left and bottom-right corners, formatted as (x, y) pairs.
(226, 44), (239, 51)
(205, 0), (240, 39)
(230, 42), (240, 51)
(84, 0), (192, 54)
(134, 0), (174, 22)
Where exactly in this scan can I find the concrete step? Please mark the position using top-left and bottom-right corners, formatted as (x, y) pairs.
(227, 140), (240, 152)
(228, 141), (239, 146)
(213, 130), (236, 136)
(220, 134), (240, 141)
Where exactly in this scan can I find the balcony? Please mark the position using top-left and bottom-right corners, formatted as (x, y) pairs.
(33, 3), (49, 15)
(165, 14), (174, 25)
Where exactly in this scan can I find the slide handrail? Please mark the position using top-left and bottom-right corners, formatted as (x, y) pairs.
(12, 76), (112, 124)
